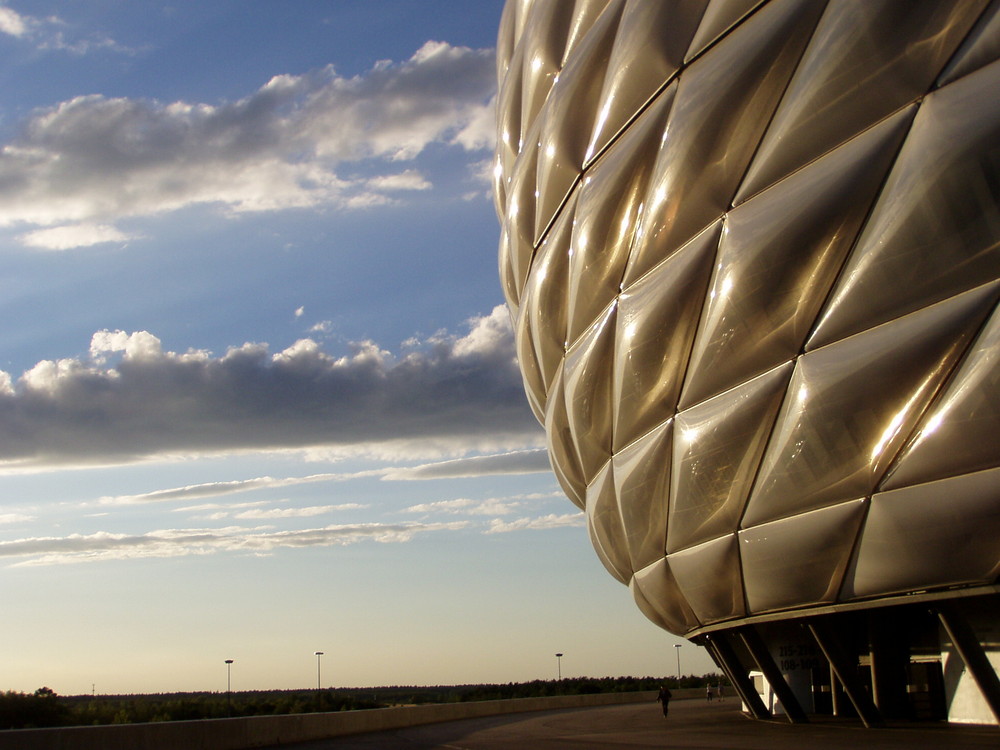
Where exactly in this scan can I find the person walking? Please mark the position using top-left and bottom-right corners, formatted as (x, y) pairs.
(657, 685), (672, 717)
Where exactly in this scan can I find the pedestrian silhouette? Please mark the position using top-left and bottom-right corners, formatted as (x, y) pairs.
(657, 685), (672, 717)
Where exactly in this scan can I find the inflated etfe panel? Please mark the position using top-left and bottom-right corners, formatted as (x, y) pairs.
(493, 0), (1000, 635)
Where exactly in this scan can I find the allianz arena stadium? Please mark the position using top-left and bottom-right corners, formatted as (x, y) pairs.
(493, 0), (1000, 726)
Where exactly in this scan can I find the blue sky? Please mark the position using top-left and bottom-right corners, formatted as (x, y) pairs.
(0, 0), (707, 694)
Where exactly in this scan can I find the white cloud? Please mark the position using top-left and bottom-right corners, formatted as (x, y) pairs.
(365, 170), (432, 192)
(294, 306), (305, 318)
(451, 305), (514, 357)
(485, 513), (585, 534)
(0, 306), (541, 466)
(0, 41), (496, 245)
(0, 512), (34, 524)
(0, 520), (471, 567)
(404, 498), (476, 514)
(90, 329), (164, 363)
(451, 95), (497, 152)
(17, 223), (137, 250)
(19, 357), (94, 394)
(0, 6), (28, 37)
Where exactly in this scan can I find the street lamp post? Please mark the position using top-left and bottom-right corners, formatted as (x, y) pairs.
(674, 644), (682, 687)
(224, 659), (234, 716)
(555, 653), (563, 681)
(315, 651), (324, 691)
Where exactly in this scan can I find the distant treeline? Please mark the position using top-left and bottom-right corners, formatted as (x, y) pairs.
(2, 673), (727, 729)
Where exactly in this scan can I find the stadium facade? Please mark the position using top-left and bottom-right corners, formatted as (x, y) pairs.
(493, 0), (1000, 726)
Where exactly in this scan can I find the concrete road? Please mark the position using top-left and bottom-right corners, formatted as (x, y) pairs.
(277, 698), (1000, 750)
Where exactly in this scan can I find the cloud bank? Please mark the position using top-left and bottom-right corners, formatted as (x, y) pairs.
(0, 306), (541, 467)
(0, 40), (496, 248)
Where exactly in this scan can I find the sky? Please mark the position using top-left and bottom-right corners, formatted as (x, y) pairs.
(0, 0), (710, 695)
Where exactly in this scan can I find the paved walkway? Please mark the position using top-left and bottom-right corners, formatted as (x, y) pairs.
(278, 698), (1000, 750)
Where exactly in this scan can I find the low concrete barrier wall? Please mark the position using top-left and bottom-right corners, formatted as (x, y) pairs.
(0, 689), (702, 750)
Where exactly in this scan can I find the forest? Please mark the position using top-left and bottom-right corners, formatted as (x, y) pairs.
(1, 673), (727, 729)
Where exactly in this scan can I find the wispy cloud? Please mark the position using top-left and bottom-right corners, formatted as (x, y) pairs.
(0, 41), (495, 248)
(0, 306), (541, 467)
(229, 504), (367, 520)
(403, 498), (478, 514)
(0, 4), (132, 54)
(0, 512), (34, 524)
(233, 505), (364, 519)
(176, 500), (369, 521)
(93, 455), (553, 514)
(0, 506), (584, 566)
(0, 521), (471, 567)
(383, 449), (551, 480)
(98, 473), (374, 506)
(403, 497), (522, 516)
(403, 491), (563, 517)
(485, 513), (585, 534)
(175, 500), (271, 514)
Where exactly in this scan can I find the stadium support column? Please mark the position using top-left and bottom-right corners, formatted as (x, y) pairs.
(937, 603), (1000, 723)
(807, 617), (885, 728)
(703, 632), (771, 720)
(869, 612), (910, 718)
(739, 626), (809, 723)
